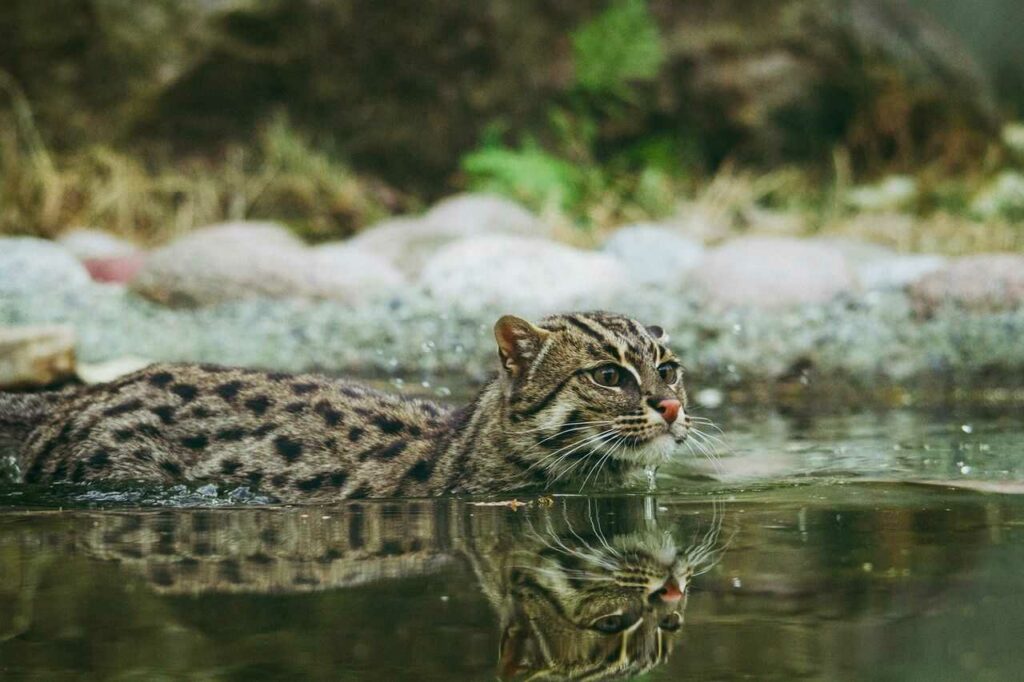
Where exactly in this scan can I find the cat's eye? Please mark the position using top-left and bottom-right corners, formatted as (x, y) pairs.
(591, 365), (624, 387)
(658, 612), (682, 632)
(591, 614), (633, 634)
(657, 362), (680, 384)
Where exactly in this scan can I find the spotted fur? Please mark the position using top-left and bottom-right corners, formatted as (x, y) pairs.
(2, 312), (693, 501)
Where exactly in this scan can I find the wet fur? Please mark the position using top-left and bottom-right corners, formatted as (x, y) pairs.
(1, 312), (692, 501)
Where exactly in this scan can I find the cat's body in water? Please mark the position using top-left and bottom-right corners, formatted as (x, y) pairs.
(0, 312), (693, 501)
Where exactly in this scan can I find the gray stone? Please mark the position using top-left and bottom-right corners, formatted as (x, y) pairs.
(57, 229), (139, 260)
(857, 254), (947, 291)
(690, 237), (857, 309)
(0, 325), (76, 389)
(130, 221), (401, 307)
(424, 193), (542, 235)
(602, 224), (705, 288)
(77, 356), (153, 385)
(312, 242), (408, 294)
(971, 172), (1024, 220)
(130, 222), (309, 306)
(419, 235), (628, 315)
(909, 253), (1024, 314)
(349, 193), (545, 275)
(0, 237), (92, 299)
(844, 175), (918, 212)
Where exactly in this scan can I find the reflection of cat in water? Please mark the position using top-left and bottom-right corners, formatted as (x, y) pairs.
(5, 498), (724, 680)
(485, 514), (723, 680)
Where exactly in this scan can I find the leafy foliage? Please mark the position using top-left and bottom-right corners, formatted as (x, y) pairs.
(571, 0), (665, 95)
(461, 140), (587, 212)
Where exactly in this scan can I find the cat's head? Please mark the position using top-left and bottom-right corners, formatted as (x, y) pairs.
(494, 311), (690, 480)
(498, 527), (700, 680)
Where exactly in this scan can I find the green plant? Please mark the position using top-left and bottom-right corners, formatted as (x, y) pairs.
(571, 0), (665, 96)
(461, 139), (587, 213)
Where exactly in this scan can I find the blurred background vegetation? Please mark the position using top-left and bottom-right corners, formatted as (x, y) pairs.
(1, 0), (1023, 248)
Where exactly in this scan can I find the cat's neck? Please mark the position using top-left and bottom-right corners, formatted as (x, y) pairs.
(435, 376), (538, 494)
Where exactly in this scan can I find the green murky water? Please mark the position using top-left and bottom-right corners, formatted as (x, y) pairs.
(2, 405), (1024, 681)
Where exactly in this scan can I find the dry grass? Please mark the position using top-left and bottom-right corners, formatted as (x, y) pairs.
(0, 88), (400, 245)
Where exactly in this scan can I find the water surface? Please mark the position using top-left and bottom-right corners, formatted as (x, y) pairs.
(2, 405), (1023, 681)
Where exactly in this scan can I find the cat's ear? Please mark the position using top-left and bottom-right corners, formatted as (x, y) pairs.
(646, 324), (668, 342)
(494, 315), (549, 378)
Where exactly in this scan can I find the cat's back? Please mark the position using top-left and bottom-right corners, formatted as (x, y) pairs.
(19, 363), (453, 496)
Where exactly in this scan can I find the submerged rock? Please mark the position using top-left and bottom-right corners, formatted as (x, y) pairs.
(690, 237), (857, 309)
(419, 235), (628, 314)
(602, 224), (704, 288)
(909, 253), (1024, 314)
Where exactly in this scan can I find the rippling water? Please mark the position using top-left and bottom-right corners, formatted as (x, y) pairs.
(2, 405), (1024, 680)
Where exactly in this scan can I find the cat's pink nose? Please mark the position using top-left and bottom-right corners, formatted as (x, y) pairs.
(655, 399), (681, 425)
(657, 577), (683, 603)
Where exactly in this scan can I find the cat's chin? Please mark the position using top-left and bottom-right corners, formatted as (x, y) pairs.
(603, 432), (678, 467)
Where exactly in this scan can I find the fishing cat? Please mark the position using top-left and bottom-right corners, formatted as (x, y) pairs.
(1, 311), (692, 501)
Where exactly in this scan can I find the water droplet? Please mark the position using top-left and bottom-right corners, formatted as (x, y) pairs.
(435, 386), (452, 397)
(196, 483), (218, 498)
(960, 464), (972, 475)
(961, 424), (974, 434)
(695, 388), (724, 409)
(420, 380), (431, 389)
(731, 577), (742, 589)
(644, 467), (657, 490)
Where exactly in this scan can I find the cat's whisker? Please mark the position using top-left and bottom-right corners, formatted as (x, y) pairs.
(515, 420), (611, 438)
(520, 428), (617, 478)
(531, 422), (612, 446)
(686, 429), (725, 474)
(587, 500), (621, 559)
(689, 426), (728, 451)
(544, 429), (618, 485)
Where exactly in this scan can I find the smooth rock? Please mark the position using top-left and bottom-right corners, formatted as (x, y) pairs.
(0, 325), (76, 389)
(845, 175), (918, 212)
(602, 224), (705, 288)
(349, 194), (545, 275)
(424, 193), (542, 234)
(857, 254), (947, 291)
(312, 242), (407, 293)
(77, 356), (153, 384)
(130, 221), (402, 307)
(419, 236), (628, 314)
(83, 254), (148, 283)
(971, 171), (1024, 220)
(690, 237), (856, 309)
(130, 222), (312, 306)
(57, 228), (138, 260)
(0, 237), (92, 299)
(909, 253), (1024, 314)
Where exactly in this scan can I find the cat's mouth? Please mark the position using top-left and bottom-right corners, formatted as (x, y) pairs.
(598, 429), (682, 466)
